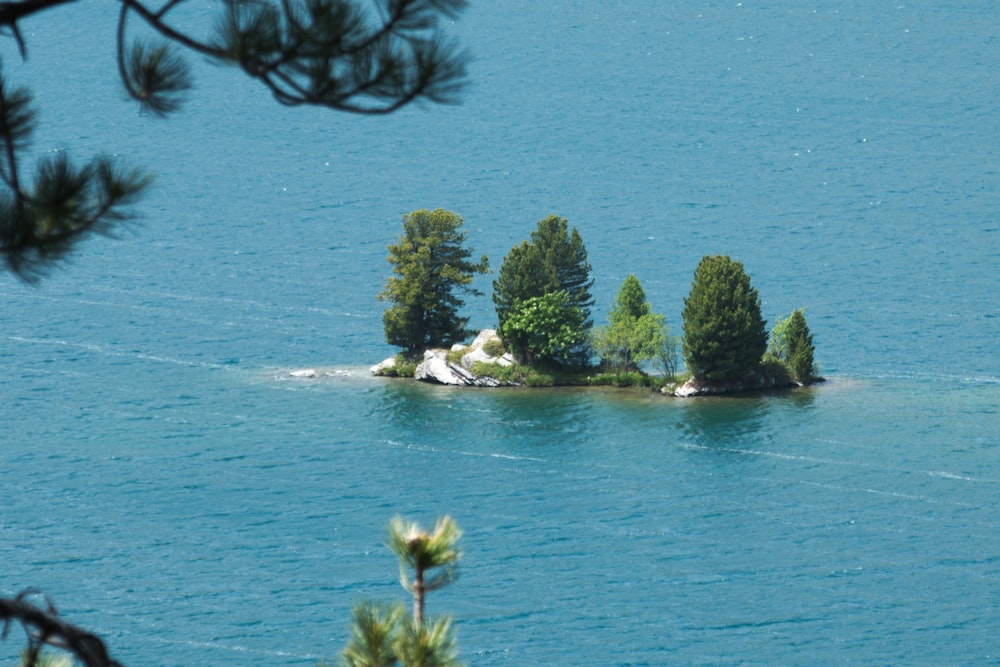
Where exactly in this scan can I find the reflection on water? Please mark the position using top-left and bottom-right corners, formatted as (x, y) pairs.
(373, 380), (604, 446)
(675, 388), (817, 448)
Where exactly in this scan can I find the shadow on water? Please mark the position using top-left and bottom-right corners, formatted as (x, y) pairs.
(674, 387), (817, 450)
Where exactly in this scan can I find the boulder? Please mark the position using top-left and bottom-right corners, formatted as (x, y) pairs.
(370, 356), (397, 375)
(415, 350), (467, 386)
(413, 331), (517, 387)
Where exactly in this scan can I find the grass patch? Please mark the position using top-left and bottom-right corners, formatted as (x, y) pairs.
(482, 339), (506, 357)
(373, 353), (419, 378)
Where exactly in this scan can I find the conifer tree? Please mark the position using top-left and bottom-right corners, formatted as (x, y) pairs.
(681, 255), (767, 382)
(0, 0), (469, 279)
(379, 209), (488, 355)
(767, 308), (816, 383)
(492, 214), (593, 363)
(328, 516), (464, 667)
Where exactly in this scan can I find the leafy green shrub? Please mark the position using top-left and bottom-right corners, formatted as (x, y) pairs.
(500, 291), (586, 364)
(522, 371), (555, 387)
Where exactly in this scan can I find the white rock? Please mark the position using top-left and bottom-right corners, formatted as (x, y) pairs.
(415, 350), (467, 385)
(369, 356), (397, 375)
(289, 369), (318, 378)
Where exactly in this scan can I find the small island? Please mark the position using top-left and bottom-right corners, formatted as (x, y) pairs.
(370, 209), (822, 397)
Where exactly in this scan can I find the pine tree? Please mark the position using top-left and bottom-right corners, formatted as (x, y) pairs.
(529, 215), (595, 328)
(0, 0), (469, 279)
(327, 516), (464, 667)
(379, 209), (488, 355)
(492, 215), (593, 363)
(491, 240), (545, 334)
(681, 255), (767, 382)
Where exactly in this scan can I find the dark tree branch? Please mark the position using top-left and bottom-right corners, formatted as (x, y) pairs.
(0, 592), (124, 667)
(0, 0), (468, 278)
(0, 0), (78, 27)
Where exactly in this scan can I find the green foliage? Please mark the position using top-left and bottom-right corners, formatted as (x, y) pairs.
(337, 601), (404, 667)
(0, 69), (150, 280)
(587, 370), (648, 388)
(499, 291), (586, 364)
(492, 240), (545, 332)
(612, 274), (651, 321)
(592, 274), (677, 378)
(392, 615), (462, 667)
(325, 516), (464, 667)
(767, 309), (816, 383)
(373, 354), (419, 378)
(0, 1), (469, 278)
(757, 355), (793, 387)
(681, 255), (768, 382)
(470, 361), (554, 386)
(654, 330), (681, 381)
(386, 515), (462, 626)
(481, 338), (506, 358)
(492, 215), (594, 362)
(380, 209), (489, 354)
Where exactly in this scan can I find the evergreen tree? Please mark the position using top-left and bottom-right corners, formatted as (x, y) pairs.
(592, 274), (674, 375)
(768, 308), (816, 383)
(529, 215), (595, 328)
(612, 274), (652, 321)
(327, 516), (464, 667)
(379, 209), (488, 355)
(681, 255), (767, 382)
(0, 0), (469, 279)
(491, 240), (545, 334)
(492, 214), (593, 362)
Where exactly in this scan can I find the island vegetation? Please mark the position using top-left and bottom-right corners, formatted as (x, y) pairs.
(374, 211), (821, 395)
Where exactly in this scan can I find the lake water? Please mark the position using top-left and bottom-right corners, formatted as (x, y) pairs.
(2, 1), (998, 665)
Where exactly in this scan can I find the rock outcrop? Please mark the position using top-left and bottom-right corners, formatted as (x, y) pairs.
(372, 329), (517, 386)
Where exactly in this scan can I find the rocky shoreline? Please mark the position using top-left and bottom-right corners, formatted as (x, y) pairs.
(364, 329), (819, 397)
(370, 329), (519, 387)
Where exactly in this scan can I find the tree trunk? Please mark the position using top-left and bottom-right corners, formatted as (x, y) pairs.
(413, 565), (425, 627)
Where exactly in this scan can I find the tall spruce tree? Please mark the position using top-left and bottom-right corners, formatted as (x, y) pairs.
(380, 209), (488, 355)
(0, 0), (469, 280)
(681, 255), (767, 382)
(492, 214), (593, 363)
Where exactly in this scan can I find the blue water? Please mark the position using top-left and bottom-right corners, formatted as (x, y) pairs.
(2, 2), (998, 665)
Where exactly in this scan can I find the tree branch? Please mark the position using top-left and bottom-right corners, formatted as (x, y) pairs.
(0, 592), (124, 667)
